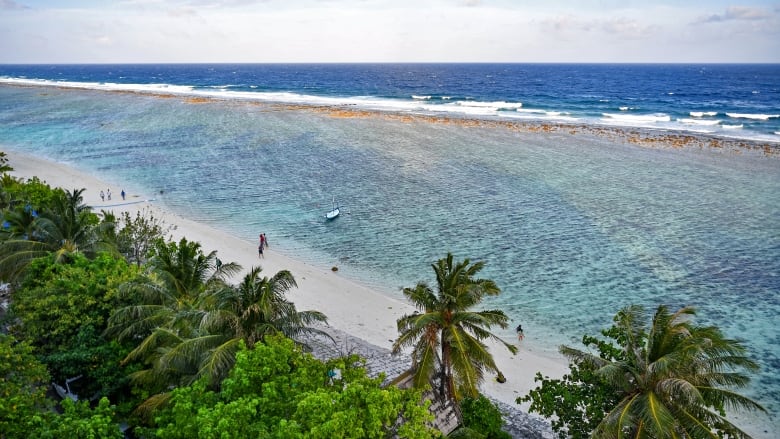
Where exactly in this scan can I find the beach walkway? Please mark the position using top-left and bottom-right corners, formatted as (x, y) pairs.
(308, 325), (555, 439)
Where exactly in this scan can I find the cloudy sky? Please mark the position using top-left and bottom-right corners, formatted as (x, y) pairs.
(1, 0), (778, 63)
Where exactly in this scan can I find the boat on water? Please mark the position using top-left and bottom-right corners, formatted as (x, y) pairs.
(325, 197), (340, 220)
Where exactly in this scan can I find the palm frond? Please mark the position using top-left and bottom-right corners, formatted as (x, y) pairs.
(123, 326), (185, 365)
(638, 391), (678, 439)
(411, 338), (439, 389)
(133, 391), (172, 421)
(197, 337), (242, 387)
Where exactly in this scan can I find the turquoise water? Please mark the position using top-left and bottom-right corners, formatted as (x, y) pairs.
(1, 85), (779, 420)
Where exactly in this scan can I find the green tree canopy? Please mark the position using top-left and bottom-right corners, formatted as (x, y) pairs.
(152, 336), (437, 439)
(0, 334), (51, 438)
(8, 252), (138, 401)
(10, 252), (135, 351)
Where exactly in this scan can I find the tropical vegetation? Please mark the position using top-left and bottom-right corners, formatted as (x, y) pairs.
(101, 237), (336, 418)
(147, 335), (437, 438)
(521, 304), (765, 439)
(392, 253), (517, 402)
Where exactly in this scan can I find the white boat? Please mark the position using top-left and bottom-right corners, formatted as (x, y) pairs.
(325, 197), (340, 220)
(325, 206), (340, 220)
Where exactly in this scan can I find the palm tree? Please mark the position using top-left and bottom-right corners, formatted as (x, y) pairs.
(107, 239), (330, 414)
(193, 266), (331, 385)
(0, 204), (38, 240)
(209, 266), (330, 347)
(0, 188), (115, 282)
(392, 253), (517, 402)
(560, 305), (765, 439)
(104, 238), (239, 415)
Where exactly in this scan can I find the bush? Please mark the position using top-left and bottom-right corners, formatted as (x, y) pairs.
(459, 395), (511, 439)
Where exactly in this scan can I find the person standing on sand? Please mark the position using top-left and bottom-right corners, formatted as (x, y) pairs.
(262, 233), (269, 248)
(100, 190), (105, 202)
(258, 242), (264, 259)
(516, 324), (524, 341)
(259, 233), (266, 249)
(121, 189), (126, 200)
(107, 189), (111, 201)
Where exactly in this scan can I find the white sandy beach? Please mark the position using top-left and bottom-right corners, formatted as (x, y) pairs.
(8, 150), (568, 411)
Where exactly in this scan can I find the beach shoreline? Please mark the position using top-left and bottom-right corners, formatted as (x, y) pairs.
(6, 149), (569, 412)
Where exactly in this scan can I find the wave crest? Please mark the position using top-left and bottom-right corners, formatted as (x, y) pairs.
(726, 113), (779, 120)
(690, 111), (717, 117)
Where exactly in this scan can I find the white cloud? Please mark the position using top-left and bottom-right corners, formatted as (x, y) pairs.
(0, 1), (777, 62)
(697, 6), (775, 23)
(1, 0), (29, 10)
(540, 14), (656, 40)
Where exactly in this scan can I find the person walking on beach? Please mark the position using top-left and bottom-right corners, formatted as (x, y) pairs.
(107, 189), (112, 201)
(100, 190), (105, 202)
(259, 233), (266, 249)
(516, 324), (524, 341)
(258, 242), (264, 259)
(262, 233), (269, 248)
(121, 189), (126, 200)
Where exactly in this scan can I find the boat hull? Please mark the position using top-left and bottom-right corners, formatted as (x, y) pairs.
(325, 208), (340, 220)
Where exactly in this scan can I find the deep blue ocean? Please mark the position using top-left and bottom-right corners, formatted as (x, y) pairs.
(0, 64), (778, 429)
(1, 64), (779, 142)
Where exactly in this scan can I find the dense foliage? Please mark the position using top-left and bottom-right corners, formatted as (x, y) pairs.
(7, 252), (139, 402)
(11, 253), (134, 351)
(521, 305), (765, 439)
(458, 396), (511, 439)
(0, 185), (110, 282)
(150, 336), (437, 439)
(0, 334), (51, 437)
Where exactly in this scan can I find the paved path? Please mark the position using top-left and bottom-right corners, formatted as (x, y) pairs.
(308, 325), (555, 439)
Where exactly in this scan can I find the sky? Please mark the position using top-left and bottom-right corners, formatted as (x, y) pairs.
(1, 0), (779, 63)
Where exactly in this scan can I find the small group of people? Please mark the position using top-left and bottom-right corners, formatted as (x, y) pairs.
(99, 188), (126, 202)
(258, 233), (269, 258)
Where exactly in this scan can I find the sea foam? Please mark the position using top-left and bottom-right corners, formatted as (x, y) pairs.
(678, 118), (721, 126)
(454, 100), (523, 110)
(726, 113), (779, 120)
(602, 113), (672, 123)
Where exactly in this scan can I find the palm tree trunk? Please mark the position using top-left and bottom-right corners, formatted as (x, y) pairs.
(441, 342), (454, 400)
